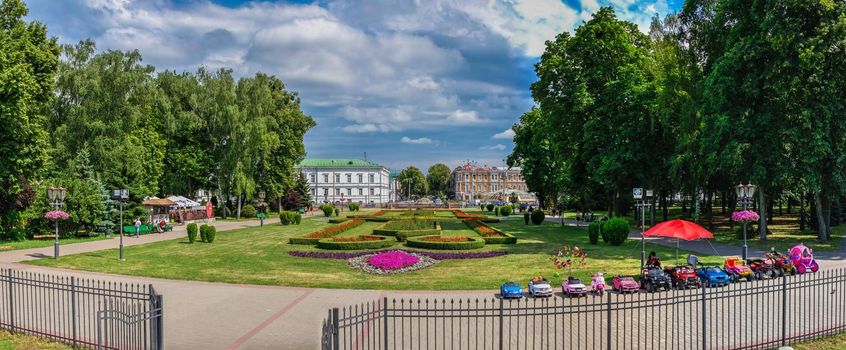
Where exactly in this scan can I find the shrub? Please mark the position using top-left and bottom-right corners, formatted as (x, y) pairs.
(199, 224), (209, 242)
(494, 206), (500, 216)
(294, 213), (302, 225)
(187, 223), (198, 243)
(206, 226), (216, 243)
(486, 204), (495, 212)
(588, 222), (600, 244)
(406, 235), (485, 250)
(602, 218), (630, 246)
(530, 209), (545, 225)
(480, 204), (485, 210)
(320, 204), (334, 217)
(241, 204), (257, 218)
(334, 208), (340, 216)
(523, 213), (530, 225)
(280, 211), (294, 225)
(348, 203), (359, 211)
(499, 206), (512, 217)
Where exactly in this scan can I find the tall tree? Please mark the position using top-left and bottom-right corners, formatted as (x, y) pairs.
(396, 167), (428, 199)
(426, 163), (451, 198)
(507, 108), (562, 209)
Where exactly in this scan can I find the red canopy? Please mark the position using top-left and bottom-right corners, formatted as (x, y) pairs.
(642, 219), (713, 241)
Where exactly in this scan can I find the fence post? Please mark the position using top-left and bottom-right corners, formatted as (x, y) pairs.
(71, 276), (78, 347)
(6, 269), (13, 332)
(157, 294), (164, 349)
(332, 308), (340, 350)
(383, 297), (388, 350)
(701, 283), (707, 350)
(499, 298), (504, 350)
(781, 275), (787, 346)
(606, 292), (612, 350)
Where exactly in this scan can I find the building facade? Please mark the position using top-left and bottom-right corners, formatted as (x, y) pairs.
(450, 162), (529, 201)
(296, 158), (391, 204)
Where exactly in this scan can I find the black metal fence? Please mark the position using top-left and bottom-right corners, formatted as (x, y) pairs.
(0, 268), (163, 349)
(322, 268), (846, 349)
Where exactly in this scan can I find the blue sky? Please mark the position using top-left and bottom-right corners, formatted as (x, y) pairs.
(26, 0), (683, 172)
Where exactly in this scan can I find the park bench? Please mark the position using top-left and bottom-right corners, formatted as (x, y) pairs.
(122, 223), (173, 235)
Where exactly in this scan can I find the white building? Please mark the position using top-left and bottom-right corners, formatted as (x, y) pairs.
(296, 158), (391, 205)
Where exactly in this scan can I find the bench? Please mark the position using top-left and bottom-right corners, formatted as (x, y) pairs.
(122, 223), (172, 234)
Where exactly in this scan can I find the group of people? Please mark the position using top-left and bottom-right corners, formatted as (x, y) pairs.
(131, 217), (168, 237)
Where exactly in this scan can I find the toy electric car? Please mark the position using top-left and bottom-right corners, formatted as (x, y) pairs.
(766, 251), (795, 277)
(663, 265), (701, 289)
(528, 277), (553, 298)
(724, 256), (755, 282)
(640, 267), (672, 292)
(611, 275), (639, 293)
(561, 277), (587, 297)
(747, 258), (775, 280)
(789, 244), (820, 274)
(500, 281), (523, 299)
(696, 266), (731, 287)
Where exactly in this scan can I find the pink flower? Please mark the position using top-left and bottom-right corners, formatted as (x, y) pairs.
(731, 210), (759, 222)
(367, 251), (420, 271)
(44, 210), (70, 221)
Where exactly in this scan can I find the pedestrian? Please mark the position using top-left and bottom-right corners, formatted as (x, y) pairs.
(134, 218), (141, 238)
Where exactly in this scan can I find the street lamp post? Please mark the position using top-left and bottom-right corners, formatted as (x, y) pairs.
(47, 187), (67, 259)
(635, 188), (653, 270)
(258, 191), (266, 227)
(735, 183), (757, 260)
(111, 189), (129, 261)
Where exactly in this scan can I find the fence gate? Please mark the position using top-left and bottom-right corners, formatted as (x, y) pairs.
(97, 286), (164, 350)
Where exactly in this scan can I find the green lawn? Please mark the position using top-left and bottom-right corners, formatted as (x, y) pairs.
(25, 216), (721, 290)
(792, 332), (846, 350)
(0, 330), (70, 350)
(0, 235), (108, 252)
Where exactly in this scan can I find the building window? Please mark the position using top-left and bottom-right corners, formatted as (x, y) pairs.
(369, 174), (375, 183)
(323, 174), (329, 182)
(310, 174), (316, 183)
(357, 174), (363, 183)
(335, 174), (340, 183)
(324, 189), (329, 196)
(347, 188), (352, 196)
(358, 188), (363, 195)
(465, 174), (469, 181)
(370, 188), (375, 195)
(335, 188), (340, 195)
(346, 174), (351, 183)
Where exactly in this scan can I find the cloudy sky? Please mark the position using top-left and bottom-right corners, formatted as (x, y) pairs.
(26, 0), (683, 172)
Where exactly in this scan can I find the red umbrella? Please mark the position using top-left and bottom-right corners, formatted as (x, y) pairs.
(642, 219), (714, 265)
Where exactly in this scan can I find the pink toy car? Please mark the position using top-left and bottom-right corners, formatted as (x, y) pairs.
(789, 244), (819, 274)
(612, 275), (639, 293)
(561, 277), (587, 297)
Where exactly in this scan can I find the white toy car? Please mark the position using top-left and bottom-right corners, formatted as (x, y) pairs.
(528, 278), (553, 297)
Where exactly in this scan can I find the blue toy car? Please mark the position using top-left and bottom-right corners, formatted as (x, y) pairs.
(696, 266), (731, 287)
(500, 281), (523, 299)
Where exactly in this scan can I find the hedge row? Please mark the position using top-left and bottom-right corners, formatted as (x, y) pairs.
(464, 220), (516, 244)
(405, 235), (485, 250)
(328, 218), (349, 224)
(373, 221), (442, 241)
(288, 219), (365, 245)
(316, 235), (394, 250)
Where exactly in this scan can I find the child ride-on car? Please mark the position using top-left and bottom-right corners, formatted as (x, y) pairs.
(696, 266), (731, 287)
(789, 244), (819, 274)
(766, 250), (795, 277)
(663, 265), (701, 289)
(640, 266), (672, 292)
(724, 256), (755, 282)
(591, 272), (606, 296)
(528, 277), (553, 298)
(561, 277), (587, 298)
(746, 257), (775, 280)
(612, 275), (639, 293)
(500, 281), (523, 299)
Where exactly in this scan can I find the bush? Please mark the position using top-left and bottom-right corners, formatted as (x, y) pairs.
(294, 213), (302, 225)
(187, 223), (198, 243)
(602, 218), (630, 246)
(320, 204), (334, 217)
(406, 235), (485, 250)
(206, 226), (216, 243)
(334, 208), (340, 216)
(500, 206), (512, 217)
(530, 209), (545, 225)
(588, 222), (600, 244)
(480, 204), (485, 210)
(348, 203), (359, 211)
(199, 224), (209, 242)
(494, 206), (500, 216)
(486, 204), (495, 212)
(241, 204), (257, 218)
(524, 213), (530, 225)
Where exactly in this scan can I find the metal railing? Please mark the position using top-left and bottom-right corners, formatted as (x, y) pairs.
(322, 268), (846, 349)
(0, 268), (163, 349)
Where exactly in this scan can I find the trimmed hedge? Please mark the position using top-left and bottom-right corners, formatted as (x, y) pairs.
(280, 211), (297, 225)
(294, 213), (302, 224)
(186, 223), (198, 243)
(486, 204), (495, 212)
(396, 229), (441, 241)
(348, 203), (360, 211)
(523, 213), (530, 225)
(373, 220), (442, 241)
(588, 222), (600, 244)
(363, 217), (391, 222)
(241, 204), (257, 218)
(320, 204), (334, 217)
(499, 206), (512, 217)
(328, 218), (349, 224)
(530, 209), (545, 225)
(199, 224), (209, 242)
(199, 225), (216, 243)
(316, 235), (394, 250)
(406, 235), (485, 250)
(602, 218), (630, 246)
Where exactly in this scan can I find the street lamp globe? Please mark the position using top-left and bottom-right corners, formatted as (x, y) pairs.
(746, 183), (757, 198)
(735, 183), (745, 198)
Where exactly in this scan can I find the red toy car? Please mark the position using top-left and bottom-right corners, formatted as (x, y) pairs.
(611, 275), (639, 293)
(663, 265), (701, 289)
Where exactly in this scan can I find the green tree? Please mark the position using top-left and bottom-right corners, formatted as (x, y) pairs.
(396, 167), (428, 199)
(507, 108), (562, 209)
(0, 0), (59, 233)
(293, 172), (311, 208)
(426, 163), (451, 197)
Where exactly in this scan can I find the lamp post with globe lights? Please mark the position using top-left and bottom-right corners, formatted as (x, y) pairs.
(257, 191), (267, 226)
(111, 189), (129, 261)
(735, 183), (757, 260)
(47, 187), (68, 260)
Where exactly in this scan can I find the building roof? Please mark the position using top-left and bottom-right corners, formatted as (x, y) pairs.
(297, 158), (384, 169)
(142, 198), (176, 207)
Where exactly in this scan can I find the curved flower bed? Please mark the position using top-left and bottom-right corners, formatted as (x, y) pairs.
(348, 250), (436, 274)
(316, 235), (393, 250)
(421, 236), (471, 242)
(289, 250), (506, 260)
(464, 220), (516, 244)
(452, 210), (484, 219)
(289, 219), (365, 244)
(406, 235), (485, 250)
(731, 210), (760, 222)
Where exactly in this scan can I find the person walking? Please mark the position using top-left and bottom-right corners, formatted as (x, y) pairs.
(134, 218), (141, 238)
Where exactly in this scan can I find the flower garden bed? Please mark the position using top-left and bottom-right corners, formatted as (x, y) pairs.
(348, 250), (436, 274)
(288, 219), (365, 245)
(316, 235), (394, 250)
(373, 220), (442, 241)
(348, 210), (387, 219)
(405, 235), (485, 250)
(288, 250), (507, 260)
(464, 220), (517, 244)
(452, 210), (484, 219)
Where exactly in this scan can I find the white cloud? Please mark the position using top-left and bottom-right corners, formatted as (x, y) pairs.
(480, 144), (507, 151)
(492, 128), (515, 139)
(342, 123), (402, 133)
(401, 136), (434, 144)
(447, 109), (486, 124)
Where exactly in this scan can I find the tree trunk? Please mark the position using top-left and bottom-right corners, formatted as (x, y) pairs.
(799, 193), (806, 230)
(787, 195), (792, 214)
(236, 194), (242, 219)
(661, 192), (668, 221)
(613, 189), (623, 218)
(706, 187), (714, 229)
(768, 197), (775, 224)
(815, 192), (830, 241)
(759, 188), (767, 242)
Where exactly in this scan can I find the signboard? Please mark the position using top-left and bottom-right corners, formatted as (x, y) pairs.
(645, 189), (653, 198)
(633, 188), (643, 200)
(205, 202), (214, 218)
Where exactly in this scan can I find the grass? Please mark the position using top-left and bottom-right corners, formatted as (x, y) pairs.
(0, 330), (70, 350)
(0, 235), (108, 252)
(25, 215), (721, 290)
(792, 332), (846, 350)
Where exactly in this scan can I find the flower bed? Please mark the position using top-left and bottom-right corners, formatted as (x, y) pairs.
(348, 250), (436, 274)
(373, 220), (442, 241)
(406, 235), (485, 250)
(452, 210), (484, 219)
(288, 219), (365, 245)
(316, 235), (394, 250)
(288, 250), (507, 260)
(464, 220), (517, 244)
(348, 210), (387, 219)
